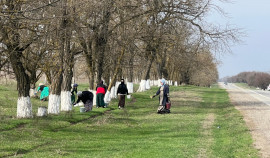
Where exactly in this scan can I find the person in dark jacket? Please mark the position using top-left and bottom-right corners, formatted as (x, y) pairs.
(152, 78), (170, 114)
(117, 79), (129, 109)
(71, 83), (78, 104)
(96, 80), (107, 108)
(74, 91), (93, 112)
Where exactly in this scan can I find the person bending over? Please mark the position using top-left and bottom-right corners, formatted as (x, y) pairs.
(75, 91), (94, 112)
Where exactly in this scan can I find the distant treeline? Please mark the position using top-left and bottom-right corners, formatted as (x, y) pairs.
(227, 71), (270, 90)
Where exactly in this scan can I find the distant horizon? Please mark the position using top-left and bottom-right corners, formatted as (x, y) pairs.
(219, 70), (270, 79)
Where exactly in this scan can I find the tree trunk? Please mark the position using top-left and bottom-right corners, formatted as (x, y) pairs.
(10, 51), (32, 118)
(29, 71), (42, 97)
(84, 52), (95, 90)
(15, 71), (32, 118)
(142, 53), (155, 80)
(88, 72), (95, 90)
(48, 71), (62, 114)
(96, 46), (105, 83)
(127, 53), (134, 93)
(6, 1), (33, 117)
(61, 52), (73, 111)
(107, 48), (125, 91)
(127, 52), (134, 83)
(37, 106), (47, 117)
(60, 0), (73, 112)
(156, 62), (163, 79)
(104, 71), (110, 87)
(75, 24), (95, 90)
(104, 47), (125, 103)
(94, 2), (112, 84)
(137, 54), (154, 92)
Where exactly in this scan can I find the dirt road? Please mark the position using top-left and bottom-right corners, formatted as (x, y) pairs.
(220, 83), (270, 158)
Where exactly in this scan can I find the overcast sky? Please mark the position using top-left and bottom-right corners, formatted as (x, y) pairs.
(208, 0), (270, 78)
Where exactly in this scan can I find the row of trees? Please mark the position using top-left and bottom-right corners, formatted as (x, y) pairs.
(227, 72), (270, 90)
(0, 0), (239, 118)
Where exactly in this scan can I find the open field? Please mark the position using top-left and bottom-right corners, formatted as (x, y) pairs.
(0, 84), (259, 158)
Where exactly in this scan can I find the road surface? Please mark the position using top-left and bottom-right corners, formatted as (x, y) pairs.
(220, 82), (270, 158)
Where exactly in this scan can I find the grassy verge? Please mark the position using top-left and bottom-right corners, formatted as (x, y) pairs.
(234, 83), (257, 90)
(0, 84), (259, 157)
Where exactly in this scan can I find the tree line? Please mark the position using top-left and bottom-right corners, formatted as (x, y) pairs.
(0, 0), (239, 118)
(227, 71), (270, 90)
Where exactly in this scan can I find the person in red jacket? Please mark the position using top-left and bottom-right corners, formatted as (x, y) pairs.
(96, 80), (107, 108)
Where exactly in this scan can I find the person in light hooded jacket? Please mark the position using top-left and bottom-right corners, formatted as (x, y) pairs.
(151, 78), (170, 113)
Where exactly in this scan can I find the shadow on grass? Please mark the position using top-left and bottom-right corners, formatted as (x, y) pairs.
(2, 142), (52, 158)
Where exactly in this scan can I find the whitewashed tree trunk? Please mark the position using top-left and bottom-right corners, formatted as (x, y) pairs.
(48, 94), (60, 114)
(127, 82), (133, 94)
(29, 89), (36, 97)
(37, 107), (47, 117)
(104, 91), (111, 103)
(169, 80), (173, 86)
(150, 80), (154, 86)
(17, 97), (33, 118)
(146, 79), (150, 90)
(158, 79), (162, 87)
(174, 81), (178, 86)
(154, 80), (158, 86)
(110, 86), (116, 98)
(134, 78), (139, 84)
(137, 80), (146, 92)
(89, 90), (96, 106)
(60, 91), (72, 111)
(115, 82), (121, 96)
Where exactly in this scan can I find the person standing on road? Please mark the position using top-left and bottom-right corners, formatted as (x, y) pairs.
(74, 91), (94, 112)
(96, 80), (107, 108)
(117, 79), (129, 109)
(151, 78), (170, 114)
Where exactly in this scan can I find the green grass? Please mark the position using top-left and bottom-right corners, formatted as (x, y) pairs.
(0, 83), (259, 157)
(234, 83), (257, 90)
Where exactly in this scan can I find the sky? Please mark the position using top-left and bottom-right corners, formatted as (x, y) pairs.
(207, 0), (270, 78)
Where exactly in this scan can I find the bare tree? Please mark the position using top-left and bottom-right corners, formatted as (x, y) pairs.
(0, 0), (39, 118)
